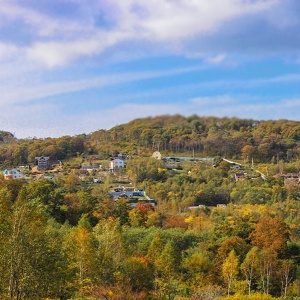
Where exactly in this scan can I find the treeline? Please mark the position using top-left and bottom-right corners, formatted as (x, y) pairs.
(1, 115), (300, 166)
(0, 135), (86, 166)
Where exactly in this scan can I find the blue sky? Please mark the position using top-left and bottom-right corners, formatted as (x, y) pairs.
(0, 0), (300, 138)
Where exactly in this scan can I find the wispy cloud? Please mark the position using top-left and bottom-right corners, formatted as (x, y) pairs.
(190, 96), (234, 106)
(206, 54), (227, 65)
(88, 72), (300, 104)
(0, 64), (205, 104)
(280, 99), (300, 108)
(192, 73), (300, 91)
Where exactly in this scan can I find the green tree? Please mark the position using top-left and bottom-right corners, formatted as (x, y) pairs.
(64, 170), (80, 192)
(0, 188), (13, 297)
(121, 256), (154, 292)
(94, 218), (126, 284)
(6, 191), (68, 299)
(157, 240), (181, 276)
(22, 179), (64, 221)
(182, 250), (212, 286)
(147, 232), (165, 265)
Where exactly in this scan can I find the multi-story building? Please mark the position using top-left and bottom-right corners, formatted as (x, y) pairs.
(35, 156), (50, 171)
(110, 158), (125, 172)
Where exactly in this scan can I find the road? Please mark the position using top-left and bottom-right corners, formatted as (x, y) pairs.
(222, 158), (267, 180)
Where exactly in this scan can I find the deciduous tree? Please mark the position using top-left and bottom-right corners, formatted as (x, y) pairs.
(222, 250), (239, 296)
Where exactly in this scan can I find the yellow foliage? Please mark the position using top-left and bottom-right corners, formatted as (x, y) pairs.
(185, 215), (193, 223)
(220, 292), (278, 299)
(158, 167), (166, 173)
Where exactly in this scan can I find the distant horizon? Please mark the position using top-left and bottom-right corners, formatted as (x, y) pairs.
(0, 1), (300, 138)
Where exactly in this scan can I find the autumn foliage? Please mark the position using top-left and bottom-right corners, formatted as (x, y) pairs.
(0, 116), (300, 299)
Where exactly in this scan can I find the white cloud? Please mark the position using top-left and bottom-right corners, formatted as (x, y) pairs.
(0, 1), (91, 38)
(106, 0), (278, 40)
(0, 0), (281, 67)
(26, 30), (130, 67)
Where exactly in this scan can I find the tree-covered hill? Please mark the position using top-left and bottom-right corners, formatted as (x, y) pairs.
(90, 115), (300, 160)
(0, 115), (300, 166)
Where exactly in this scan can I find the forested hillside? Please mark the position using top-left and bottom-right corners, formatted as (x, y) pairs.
(0, 115), (300, 299)
(1, 115), (300, 166)
(90, 115), (300, 160)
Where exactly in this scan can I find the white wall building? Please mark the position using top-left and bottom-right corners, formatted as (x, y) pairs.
(110, 158), (125, 172)
(4, 169), (27, 180)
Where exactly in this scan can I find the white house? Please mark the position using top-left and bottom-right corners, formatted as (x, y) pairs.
(4, 169), (27, 180)
(110, 158), (125, 172)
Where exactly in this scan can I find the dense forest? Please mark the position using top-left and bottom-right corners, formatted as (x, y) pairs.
(0, 115), (300, 299)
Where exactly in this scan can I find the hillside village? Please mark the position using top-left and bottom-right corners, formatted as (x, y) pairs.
(3, 149), (299, 207)
(0, 116), (300, 299)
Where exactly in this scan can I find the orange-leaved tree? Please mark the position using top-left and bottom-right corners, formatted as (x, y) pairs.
(250, 215), (289, 255)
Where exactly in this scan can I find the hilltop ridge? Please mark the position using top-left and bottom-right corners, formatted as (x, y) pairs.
(0, 115), (300, 167)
